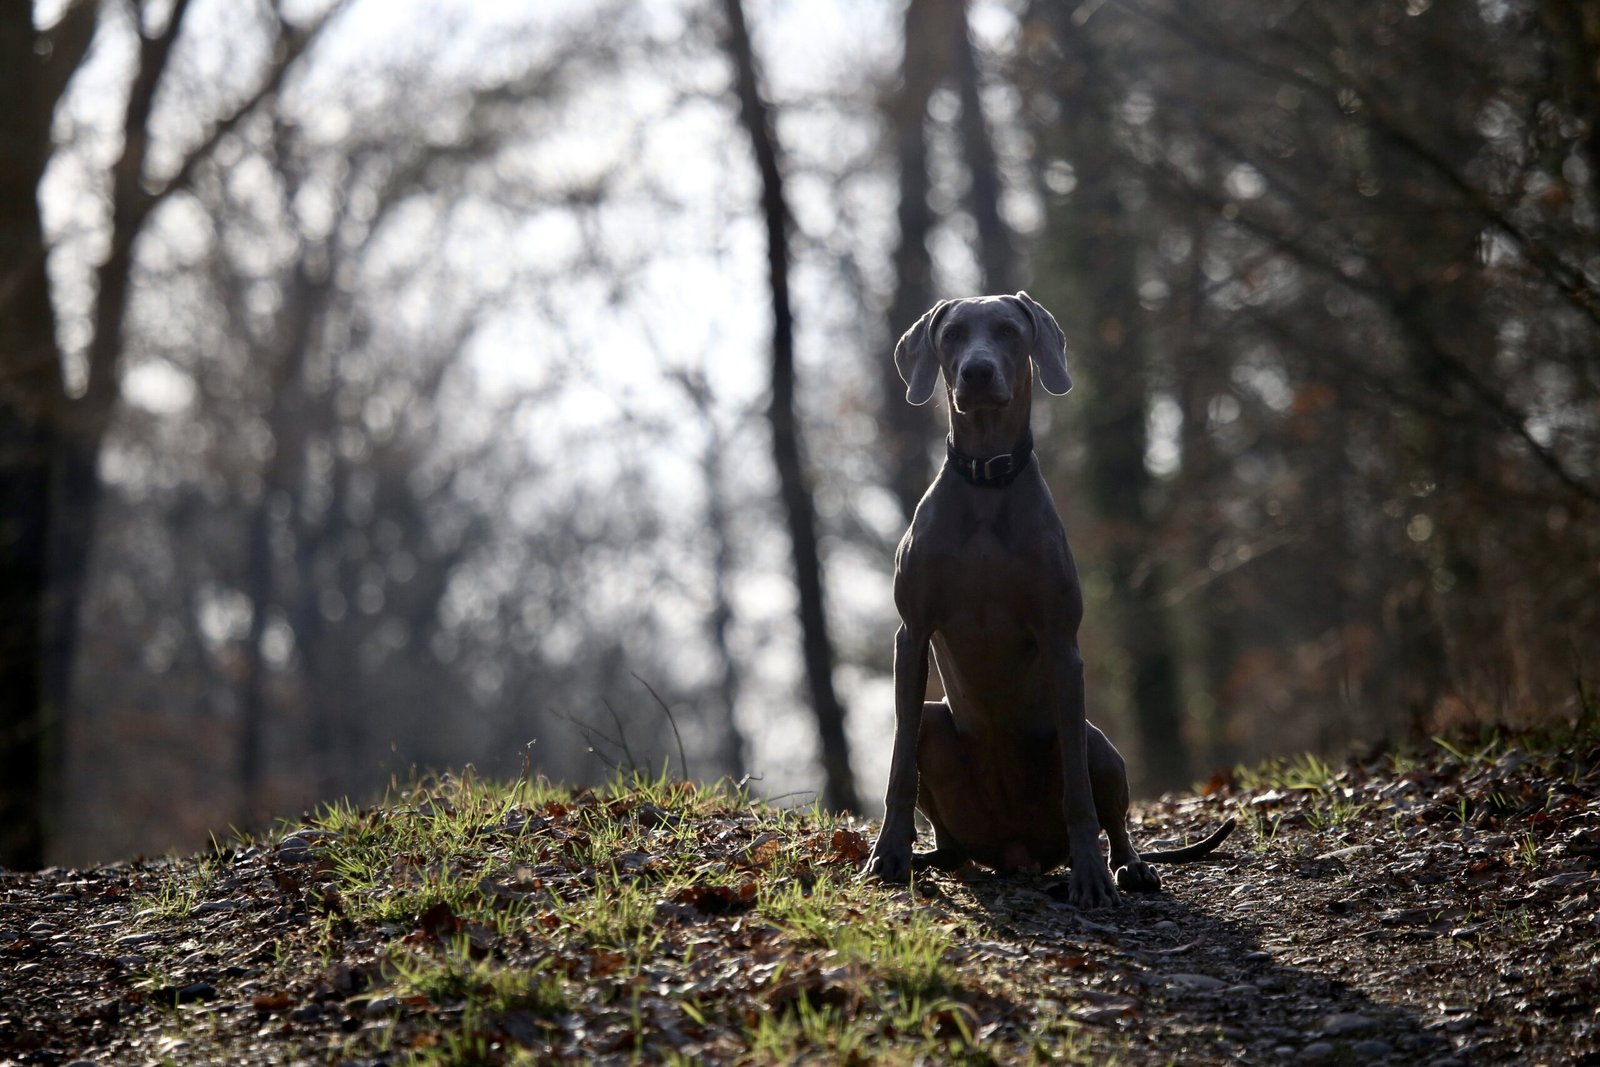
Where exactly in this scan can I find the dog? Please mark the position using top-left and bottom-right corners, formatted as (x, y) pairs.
(863, 292), (1233, 907)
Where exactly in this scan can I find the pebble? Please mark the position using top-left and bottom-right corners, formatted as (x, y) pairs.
(1153, 920), (1179, 934)
(1353, 1038), (1394, 1057)
(1298, 1041), (1336, 1062)
(275, 837), (321, 863)
(1323, 1012), (1379, 1036)
(365, 995), (400, 1017)
(175, 981), (217, 1003)
(191, 899), (244, 916)
(1532, 870), (1594, 891)
(635, 802), (676, 828)
(114, 932), (160, 948)
(1314, 844), (1372, 861)
(1167, 973), (1228, 992)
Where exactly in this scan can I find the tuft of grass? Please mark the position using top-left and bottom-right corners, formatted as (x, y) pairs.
(1235, 752), (1372, 834)
(550, 868), (666, 957)
(745, 999), (869, 1063)
(743, 994), (1002, 1066)
(306, 766), (742, 934)
(296, 766), (991, 1061)
(206, 765), (1101, 1062)
(1234, 752), (1338, 794)
(1303, 792), (1370, 831)
(388, 937), (568, 1016)
(1432, 733), (1502, 766)
(1231, 801), (1285, 853)
(1514, 831), (1541, 871)
(1384, 748), (1424, 776)
(128, 853), (221, 924)
(762, 869), (960, 1003)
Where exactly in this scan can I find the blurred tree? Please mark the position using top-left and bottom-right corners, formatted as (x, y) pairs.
(0, 0), (341, 867)
(1021, 0), (1600, 754)
(880, 0), (957, 520)
(951, 3), (1015, 294)
(1020, 4), (1192, 790)
(54, 1), (806, 859)
(0, 0), (90, 869)
(669, 368), (751, 782)
(879, 0), (1018, 524)
(722, 0), (861, 813)
(18, 0), (1600, 864)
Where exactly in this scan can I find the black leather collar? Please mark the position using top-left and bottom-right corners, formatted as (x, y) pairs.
(946, 430), (1034, 488)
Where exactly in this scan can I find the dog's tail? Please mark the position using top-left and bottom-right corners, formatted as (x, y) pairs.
(1142, 818), (1236, 863)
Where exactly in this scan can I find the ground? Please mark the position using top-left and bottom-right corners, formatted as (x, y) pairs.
(2, 727), (1597, 1065)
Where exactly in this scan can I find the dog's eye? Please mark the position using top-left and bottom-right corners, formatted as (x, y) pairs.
(943, 322), (969, 343)
(994, 321), (1019, 340)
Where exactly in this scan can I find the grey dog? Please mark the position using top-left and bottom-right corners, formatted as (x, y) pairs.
(864, 292), (1233, 907)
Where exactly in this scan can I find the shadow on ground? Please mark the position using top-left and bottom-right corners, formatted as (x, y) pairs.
(914, 850), (1453, 1064)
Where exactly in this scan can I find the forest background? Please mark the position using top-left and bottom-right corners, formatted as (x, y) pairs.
(2, 0), (1595, 869)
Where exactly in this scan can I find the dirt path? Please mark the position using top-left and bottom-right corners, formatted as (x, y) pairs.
(2, 732), (1596, 1064)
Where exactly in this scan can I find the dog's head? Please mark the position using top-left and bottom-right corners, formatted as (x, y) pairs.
(893, 292), (1070, 410)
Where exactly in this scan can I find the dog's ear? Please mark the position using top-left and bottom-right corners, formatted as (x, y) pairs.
(893, 299), (950, 406)
(1012, 291), (1072, 395)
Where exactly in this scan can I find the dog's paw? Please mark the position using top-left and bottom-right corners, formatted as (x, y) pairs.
(1065, 863), (1120, 909)
(1114, 860), (1162, 893)
(863, 841), (913, 883)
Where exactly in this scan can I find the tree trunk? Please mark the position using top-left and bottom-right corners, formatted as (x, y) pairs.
(704, 446), (748, 782)
(721, 0), (860, 813)
(42, 0), (341, 761)
(880, 0), (960, 522)
(675, 371), (750, 781)
(0, 6), (62, 870)
(237, 255), (325, 824)
(44, 0), (197, 729)
(880, 0), (1015, 524)
(1171, 204), (1242, 772)
(951, 1), (1015, 294)
(1038, 9), (1191, 792)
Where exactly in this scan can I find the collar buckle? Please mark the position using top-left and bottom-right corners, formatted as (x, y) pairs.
(979, 453), (1016, 481)
(946, 432), (1034, 488)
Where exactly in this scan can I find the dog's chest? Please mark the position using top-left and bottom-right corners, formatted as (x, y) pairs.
(920, 519), (1062, 629)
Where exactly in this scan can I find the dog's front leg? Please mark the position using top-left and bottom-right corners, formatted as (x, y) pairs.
(1054, 638), (1119, 907)
(865, 623), (930, 881)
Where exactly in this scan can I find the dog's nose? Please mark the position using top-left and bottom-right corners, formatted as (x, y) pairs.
(959, 361), (995, 388)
